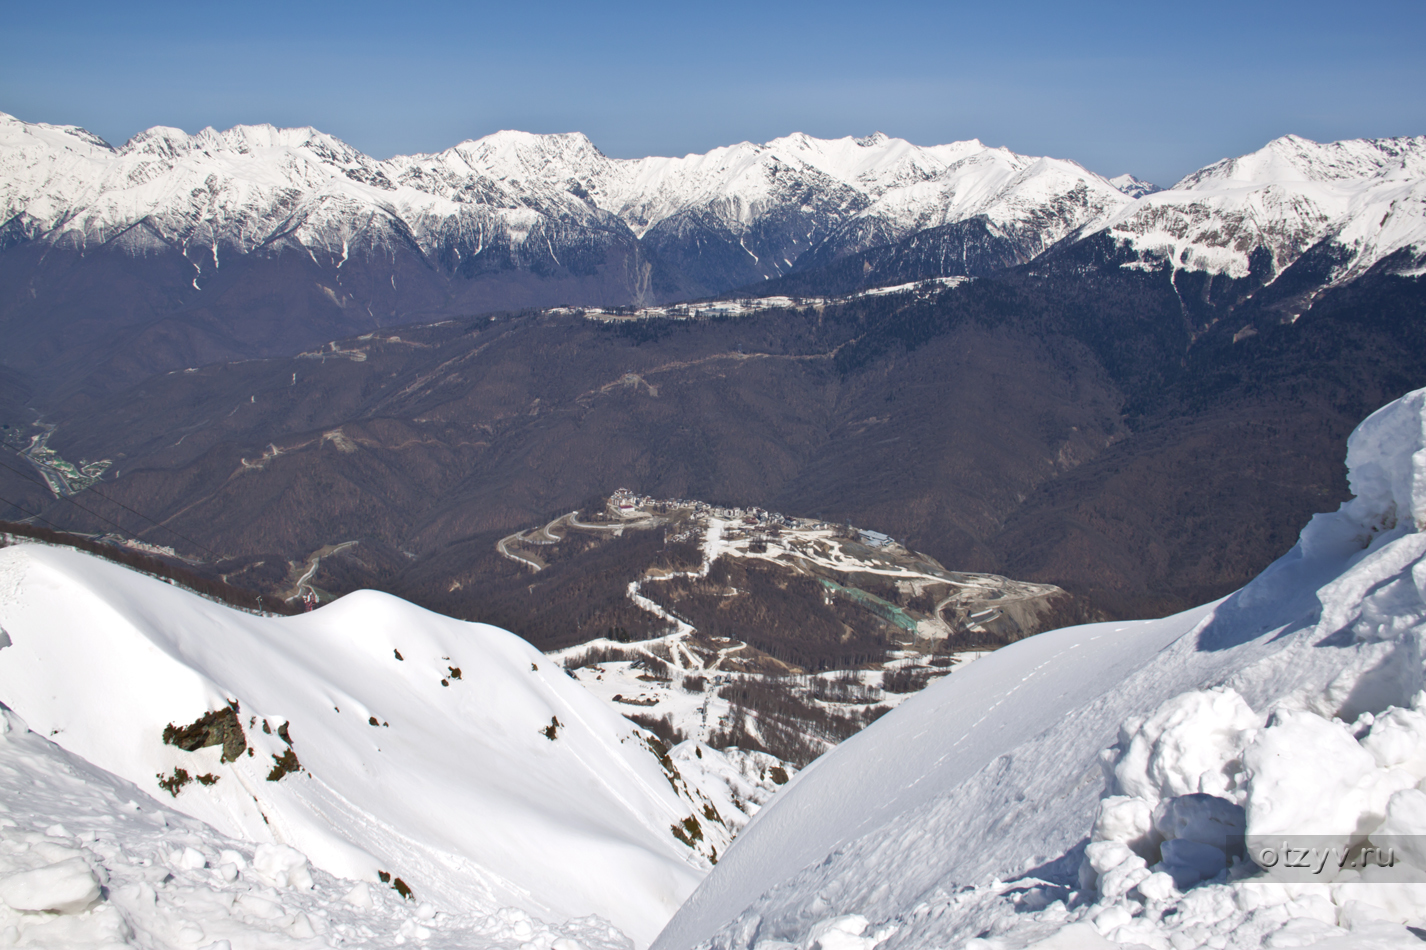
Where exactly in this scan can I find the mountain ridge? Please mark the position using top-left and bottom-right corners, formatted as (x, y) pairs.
(4, 112), (1422, 399)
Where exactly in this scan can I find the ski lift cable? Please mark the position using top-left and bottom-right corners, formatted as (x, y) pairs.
(0, 447), (222, 560)
(0, 491), (91, 536)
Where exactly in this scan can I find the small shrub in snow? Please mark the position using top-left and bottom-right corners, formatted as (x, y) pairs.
(670, 815), (703, 847)
(376, 869), (415, 900)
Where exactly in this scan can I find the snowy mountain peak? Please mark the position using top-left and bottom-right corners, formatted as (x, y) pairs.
(1, 111), (1421, 312)
(445, 128), (607, 169)
(1108, 173), (1161, 198)
(119, 124), (203, 157)
(1, 113), (112, 152)
(0, 110), (1129, 294)
(1093, 133), (1426, 289)
(1177, 133), (1426, 190)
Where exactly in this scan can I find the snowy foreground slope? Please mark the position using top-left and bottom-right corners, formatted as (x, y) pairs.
(0, 704), (635, 950)
(657, 388), (1426, 950)
(0, 550), (710, 946)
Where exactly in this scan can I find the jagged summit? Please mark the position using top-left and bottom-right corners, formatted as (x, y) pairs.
(1177, 133), (1426, 189)
(1108, 172), (1161, 197)
(1086, 133), (1426, 292)
(0, 111), (1129, 290)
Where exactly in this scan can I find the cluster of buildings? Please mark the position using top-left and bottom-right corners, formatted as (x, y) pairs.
(562, 296), (807, 323)
(607, 490), (799, 532)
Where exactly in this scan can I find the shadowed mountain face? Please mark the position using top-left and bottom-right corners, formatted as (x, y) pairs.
(0, 238), (668, 398)
(7, 244), (1423, 628)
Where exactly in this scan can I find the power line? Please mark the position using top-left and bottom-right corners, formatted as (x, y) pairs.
(0, 456), (161, 543)
(0, 442), (219, 557)
(0, 447), (222, 560)
(0, 492), (87, 536)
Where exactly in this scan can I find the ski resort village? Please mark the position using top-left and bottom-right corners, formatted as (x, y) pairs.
(493, 488), (1066, 767)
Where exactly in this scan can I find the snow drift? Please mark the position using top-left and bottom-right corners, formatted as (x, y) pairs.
(0, 548), (706, 945)
(656, 387), (1426, 950)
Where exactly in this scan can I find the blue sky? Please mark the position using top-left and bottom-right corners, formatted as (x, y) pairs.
(3, 0), (1422, 185)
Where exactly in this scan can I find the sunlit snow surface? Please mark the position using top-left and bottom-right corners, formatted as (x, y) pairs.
(656, 389), (1426, 950)
(11, 395), (1426, 950)
(1096, 134), (1426, 287)
(4, 112), (1421, 301)
(0, 706), (635, 950)
(0, 113), (1127, 276)
(0, 553), (706, 946)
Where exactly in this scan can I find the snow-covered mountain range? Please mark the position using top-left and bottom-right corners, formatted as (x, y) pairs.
(6, 111), (1420, 307)
(0, 113), (1133, 301)
(3, 110), (1423, 395)
(1095, 134), (1426, 308)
